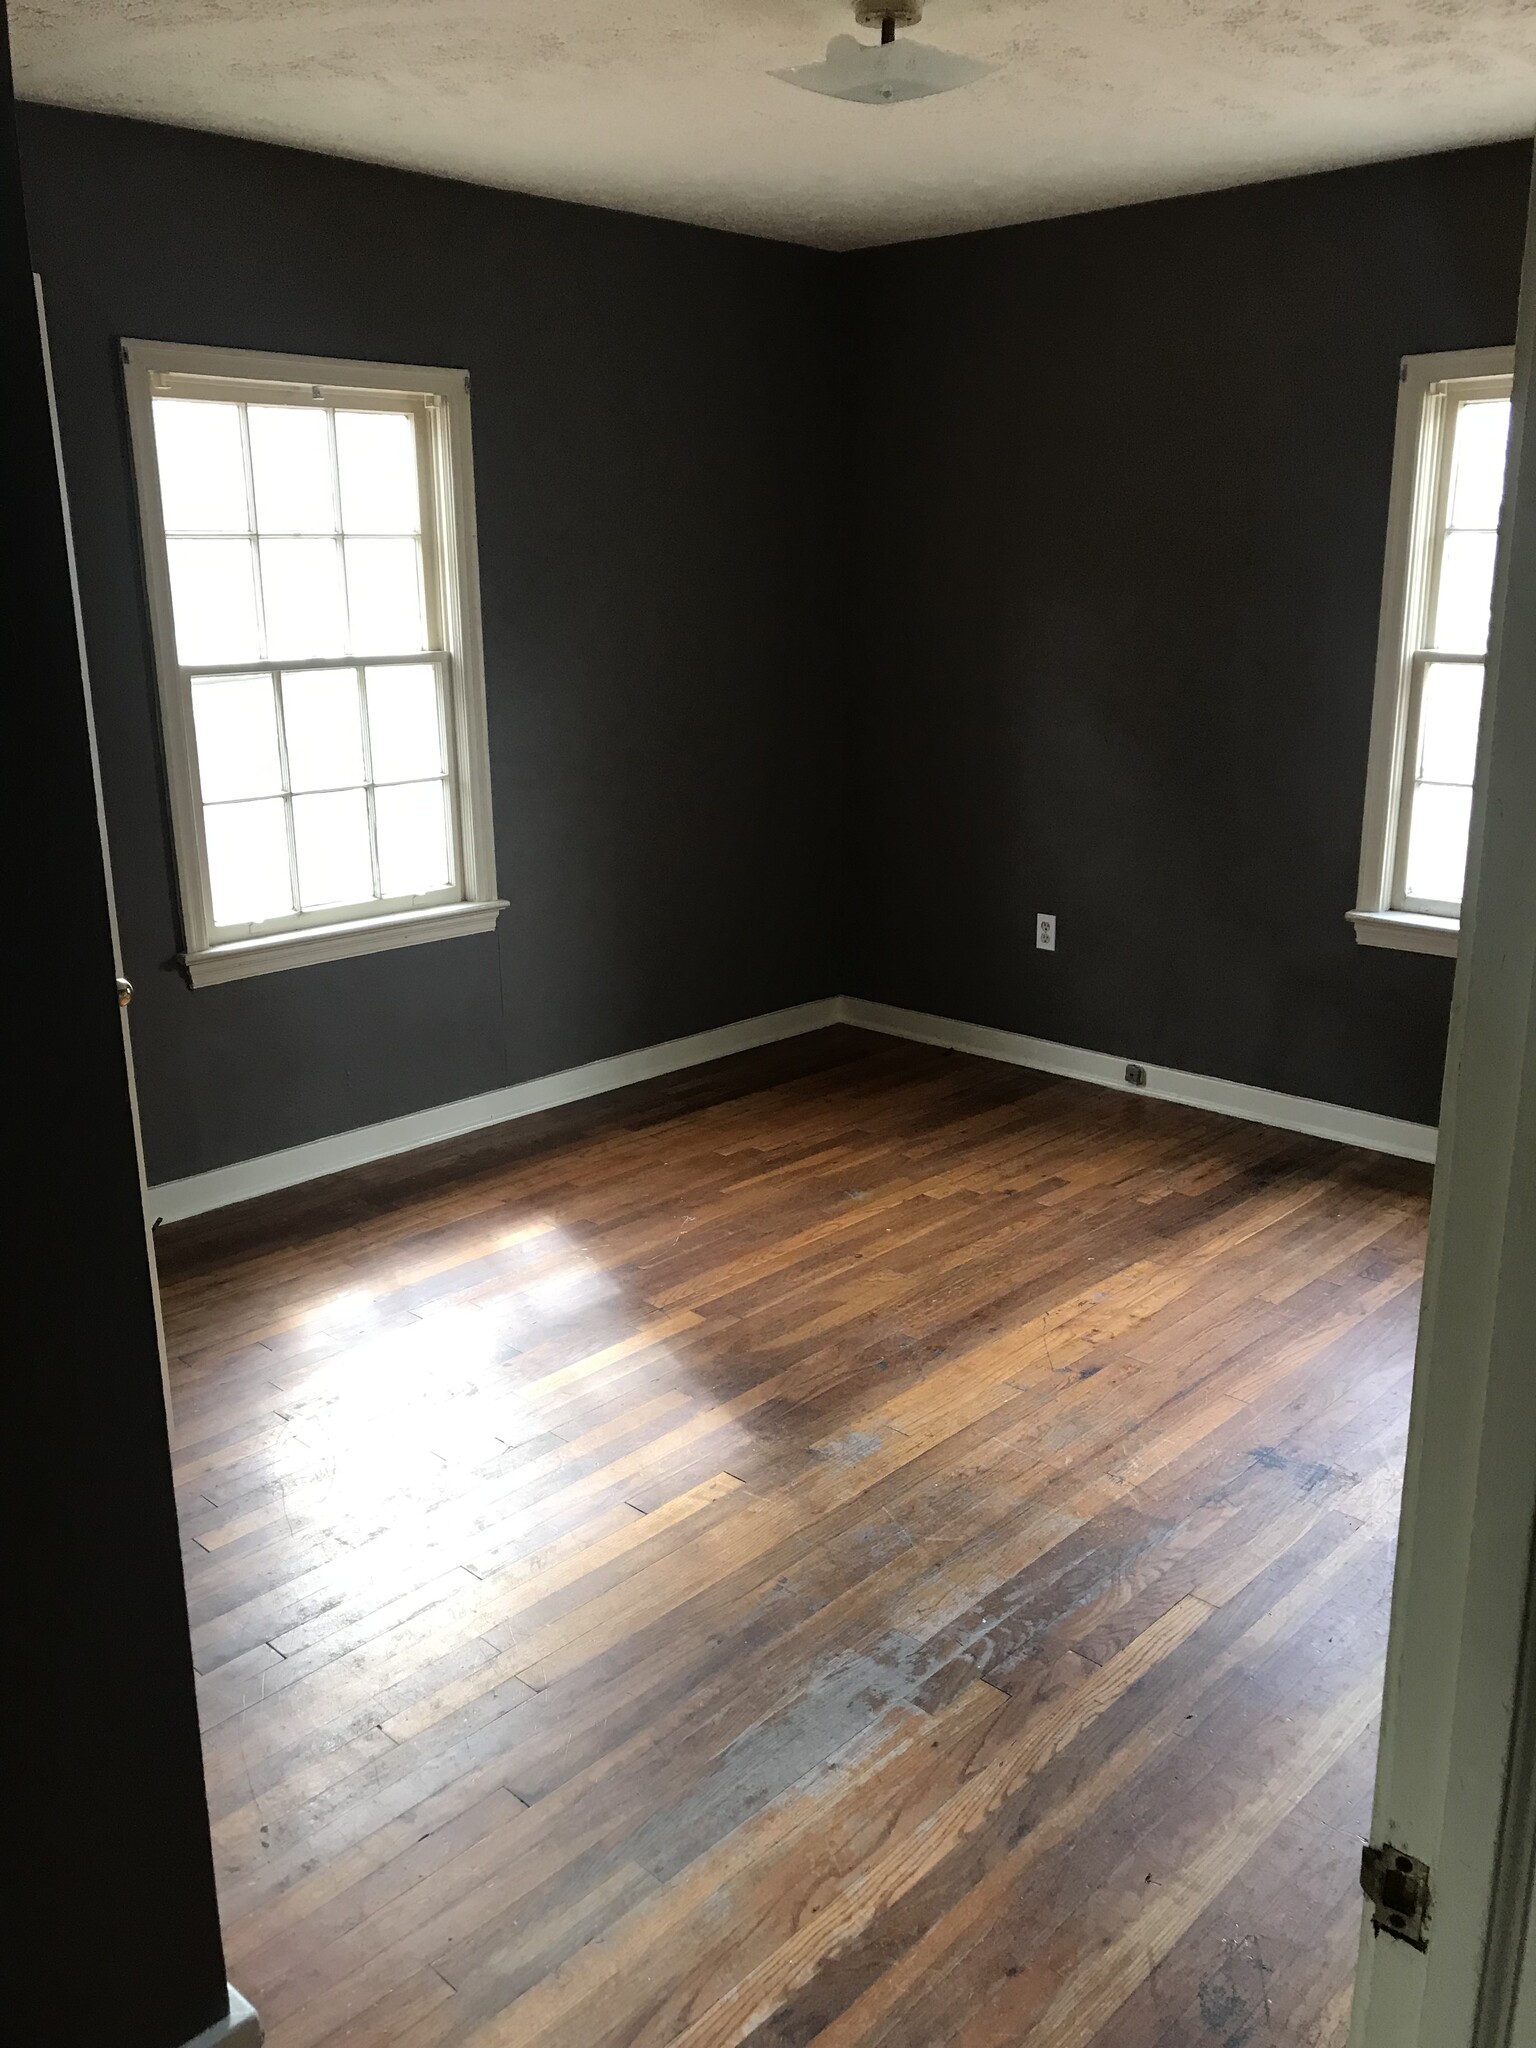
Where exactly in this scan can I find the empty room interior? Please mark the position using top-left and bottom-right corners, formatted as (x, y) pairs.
(9, 4), (1536, 2047)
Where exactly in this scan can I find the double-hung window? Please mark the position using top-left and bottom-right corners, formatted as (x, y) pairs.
(123, 342), (502, 985)
(1351, 346), (1514, 956)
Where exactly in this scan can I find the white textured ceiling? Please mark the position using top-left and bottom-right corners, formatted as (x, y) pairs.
(10, 0), (1536, 249)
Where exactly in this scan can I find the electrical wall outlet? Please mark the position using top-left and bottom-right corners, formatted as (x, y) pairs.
(1036, 913), (1056, 952)
(1125, 1063), (1148, 1088)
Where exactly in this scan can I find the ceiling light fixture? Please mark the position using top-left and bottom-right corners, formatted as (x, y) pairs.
(773, 1), (993, 105)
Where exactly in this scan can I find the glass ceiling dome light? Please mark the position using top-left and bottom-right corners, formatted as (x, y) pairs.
(773, 1), (994, 105)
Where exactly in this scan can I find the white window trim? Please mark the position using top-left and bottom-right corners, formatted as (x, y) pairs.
(1350, 343), (1514, 960)
(122, 339), (505, 987)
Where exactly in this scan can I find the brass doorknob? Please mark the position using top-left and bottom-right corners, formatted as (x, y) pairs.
(116, 978), (133, 1008)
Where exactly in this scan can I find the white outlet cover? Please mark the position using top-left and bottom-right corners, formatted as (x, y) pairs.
(1037, 914), (1056, 951)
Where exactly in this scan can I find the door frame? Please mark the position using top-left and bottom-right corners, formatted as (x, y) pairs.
(1350, 158), (1536, 2048)
(33, 271), (175, 1423)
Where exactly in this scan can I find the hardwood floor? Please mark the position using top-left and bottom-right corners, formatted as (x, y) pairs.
(158, 1027), (1430, 2048)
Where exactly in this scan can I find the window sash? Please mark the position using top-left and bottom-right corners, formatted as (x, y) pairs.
(1391, 650), (1484, 919)
(122, 341), (500, 979)
(152, 379), (445, 671)
(187, 653), (463, 942)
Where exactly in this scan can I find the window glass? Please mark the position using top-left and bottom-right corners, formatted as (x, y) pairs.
(293, 788), (373, 910)
(376, 781), (452, 897)
(345, 537), (427, 654)
(248, 405), (335, 532)
(1403, 784), (1474, 907)
(152, 398), (247, 531)
(204, 798), (291, 926)
(191, 674), (281, 803)
(167, 536), (261, 665)
(365, 664), (443, 781)
(260, 537), (349, 660)
(282, 669), (366, 792)
(336, 410), (420, 533)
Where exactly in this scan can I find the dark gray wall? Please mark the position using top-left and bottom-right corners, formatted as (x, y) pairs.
(7, 37), (229, 2048)
(18, 111), (1532, 1175)
(847, 143), (1532, 1128)
(17, 105), (844, 1185)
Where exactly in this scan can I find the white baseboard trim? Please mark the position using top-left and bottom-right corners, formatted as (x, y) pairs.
(146, 989), (1437, 1225)
(841, 996), (1438, 1164)
(146, 999), (840, 1224)
(182, 1987), (261, 2048)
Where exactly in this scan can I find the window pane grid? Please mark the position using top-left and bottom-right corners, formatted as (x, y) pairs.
(155, 394), (429, 670)
(1392, 386), (1512, 916)
(153, 386), (452, 933)
(194, 657), (455, 932)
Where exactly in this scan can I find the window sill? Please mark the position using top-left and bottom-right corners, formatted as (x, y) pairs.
(1347, 908), (1459, 958)
(182, 899), (507, 987)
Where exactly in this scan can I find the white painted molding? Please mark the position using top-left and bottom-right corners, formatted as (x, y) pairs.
(146, 999), (841, 1223)
(181, 1986), (261, 2048)
(147, 989), (1438, 1225)
(1347, 907), (1459, 958)
(840, 996), (1438, 1163)
(182, 899), (508, 986)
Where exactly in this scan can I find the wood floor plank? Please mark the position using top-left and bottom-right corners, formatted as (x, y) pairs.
(160, 1028), (1428, 2048)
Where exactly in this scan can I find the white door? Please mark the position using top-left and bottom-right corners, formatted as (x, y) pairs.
(1349, 166), (1536, 2048)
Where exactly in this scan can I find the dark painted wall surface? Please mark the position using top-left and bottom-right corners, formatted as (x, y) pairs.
(18, 111), (1531, 1170)
(847, 144), (1531, 1127)
(17, 105), (844, 1184)
(6, 38), (229, 2048)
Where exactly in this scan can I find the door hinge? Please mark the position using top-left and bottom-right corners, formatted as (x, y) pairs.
(1361, 1842), (1431, 1950)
